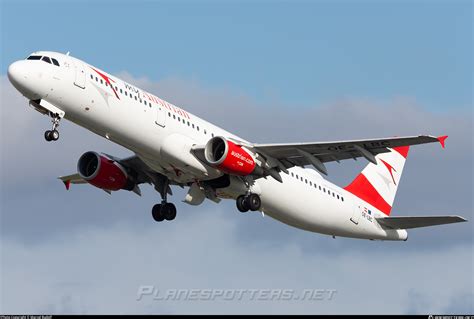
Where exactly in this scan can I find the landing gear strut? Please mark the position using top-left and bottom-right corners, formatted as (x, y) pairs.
(151, 177), (177, 222)
(236, 193), (261, 212)
(44, 114), (61, 142)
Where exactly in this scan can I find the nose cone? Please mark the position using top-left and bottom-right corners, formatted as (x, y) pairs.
(8, 61), (26, 86)
(8, 60), (38, 99)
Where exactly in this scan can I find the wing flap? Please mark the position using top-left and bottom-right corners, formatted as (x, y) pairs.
(376, 215), (467, 229)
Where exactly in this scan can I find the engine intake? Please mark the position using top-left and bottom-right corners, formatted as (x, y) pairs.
(204, 137), (256, 176)
(77, 151), (134, 191)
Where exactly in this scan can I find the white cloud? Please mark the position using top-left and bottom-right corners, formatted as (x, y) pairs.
(1, 210), (472, 314)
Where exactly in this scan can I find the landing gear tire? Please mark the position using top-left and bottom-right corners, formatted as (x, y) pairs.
(44, 130), (53, 142)
(248, 194), (261, 211)
(45, 130), (59, 141)
(236, 195), (250, 213)
(236, 194), (261, 212)
(152, 203), (176, 222)
(50, 129), (59, 141)
(162, 203), (177, 221)
(152, 204), (165, 222)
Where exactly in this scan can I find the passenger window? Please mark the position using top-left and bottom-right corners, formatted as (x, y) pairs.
(342, 197), (344, 202)
(125, 92), (127, 96)
(100, 79), (103, 84)
(90, 74), (94, 79)
(168, 112), (171, 117)
(173, 114), (176, 119)
(305, 179), (308, 184)
(192, 124), (195, 129)
(187, 121), (190, 126)
(337, 195), (340, 199)
(134, 96), (137, 100)
(27, 55), (42, 60)
(120, 89), (123, 93)
(197, 126), (200, 131)
(42, 56), (52, 64)
(178, 117), (181, 122)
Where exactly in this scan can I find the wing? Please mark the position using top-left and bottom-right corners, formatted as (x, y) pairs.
(252, 135), (446, 175)
(58, 154), (174, 197)
(376, 215), (467, 229)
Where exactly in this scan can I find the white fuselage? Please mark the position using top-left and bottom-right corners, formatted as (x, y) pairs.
(8, 51), (408, 241)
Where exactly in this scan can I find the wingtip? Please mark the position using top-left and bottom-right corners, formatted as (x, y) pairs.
(62, 180), (71, 190)
(437, 135), (448, 149)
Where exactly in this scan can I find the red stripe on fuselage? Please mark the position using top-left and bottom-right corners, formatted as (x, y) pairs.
(344, 173), (392, 215)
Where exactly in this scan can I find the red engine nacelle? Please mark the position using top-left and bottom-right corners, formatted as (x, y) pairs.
(77, 152), (134, 191)
(204, 137), (256, 176)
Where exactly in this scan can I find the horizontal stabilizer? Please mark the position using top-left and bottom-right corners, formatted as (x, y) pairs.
(376, 215), (467, 229)
(58, 173), (86, 190)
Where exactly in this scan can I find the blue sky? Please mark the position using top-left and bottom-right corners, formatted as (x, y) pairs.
(1, 0), (472, 314)
(1, 0), (472, 110)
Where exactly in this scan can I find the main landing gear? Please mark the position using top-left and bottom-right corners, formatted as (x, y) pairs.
(151, 177), (177, 222)
(236, 193), (261, 213)
(44, 114), (61, 142)
(152, 202), (177, 222)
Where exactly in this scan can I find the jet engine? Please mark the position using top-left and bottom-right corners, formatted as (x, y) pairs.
(77, 151), (135, 191)
(204, 136), (257, 176)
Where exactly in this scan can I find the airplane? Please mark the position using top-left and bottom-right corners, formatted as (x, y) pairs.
(7, 51), (467, 241)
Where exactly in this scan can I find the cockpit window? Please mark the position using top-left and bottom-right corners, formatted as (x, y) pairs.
(27, 55), (42, 60)
(42, 56), (52, 64)
(51, 58), (60, 66)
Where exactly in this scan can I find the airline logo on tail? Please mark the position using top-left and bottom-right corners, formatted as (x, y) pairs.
(380, 159), (397, 185)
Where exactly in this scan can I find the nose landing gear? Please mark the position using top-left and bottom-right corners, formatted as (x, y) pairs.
(44, 114), (61, 142)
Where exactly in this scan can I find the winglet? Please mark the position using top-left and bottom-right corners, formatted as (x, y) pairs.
(437, 135), (448, 149)
(63, 180), (71, 190)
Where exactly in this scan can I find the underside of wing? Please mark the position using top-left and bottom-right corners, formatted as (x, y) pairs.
(376, 215), (467, 229)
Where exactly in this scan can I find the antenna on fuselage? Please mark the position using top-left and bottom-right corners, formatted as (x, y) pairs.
(66, 51), (70, 56)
